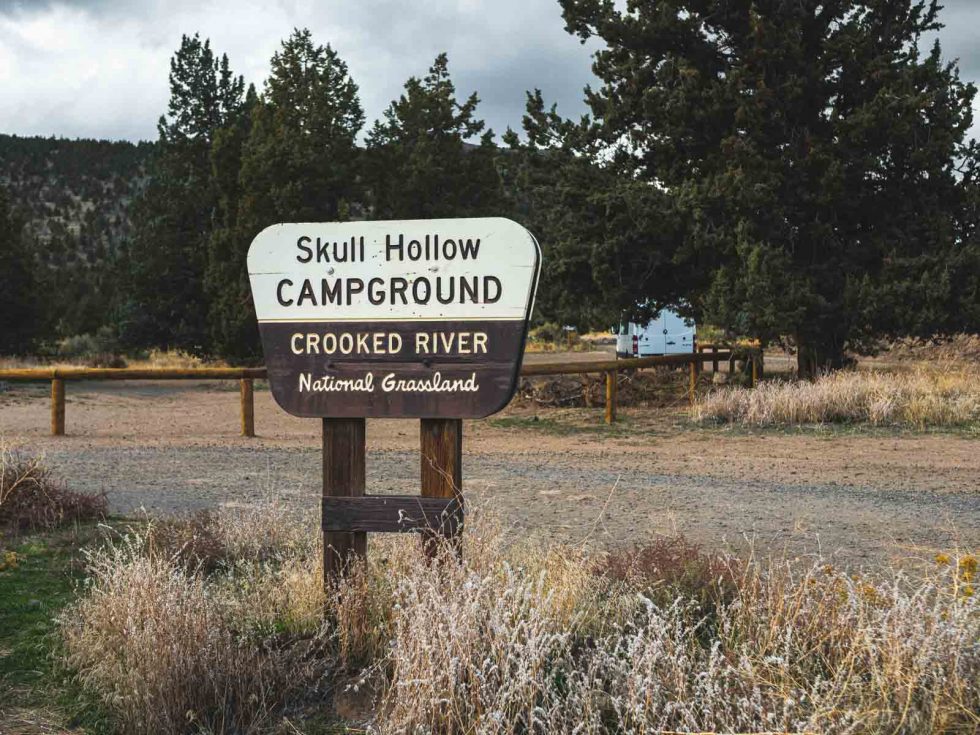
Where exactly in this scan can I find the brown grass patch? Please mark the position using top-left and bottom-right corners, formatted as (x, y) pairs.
(0, 446), (106, 530)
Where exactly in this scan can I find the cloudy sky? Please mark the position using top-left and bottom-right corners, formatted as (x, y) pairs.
(1, 0), (978, 143)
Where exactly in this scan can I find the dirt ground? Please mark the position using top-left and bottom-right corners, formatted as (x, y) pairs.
(1, 362), (978, 568)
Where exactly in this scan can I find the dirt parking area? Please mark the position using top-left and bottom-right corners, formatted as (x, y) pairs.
(1, 375), (978, 568)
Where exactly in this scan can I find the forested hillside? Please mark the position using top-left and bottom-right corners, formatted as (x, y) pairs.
(0, 134), (153, 341)
(0, 134), (151, 253)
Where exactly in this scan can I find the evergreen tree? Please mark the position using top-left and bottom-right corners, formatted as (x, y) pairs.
(119, 34), (244, 354)
(204, 84), (259, 361)
(539, 0), (978, 374)
(205, 29), (364, 361)
(503, 93), (687, 330)
(366, 54), (504, 219)
(0, 187), (40, 353)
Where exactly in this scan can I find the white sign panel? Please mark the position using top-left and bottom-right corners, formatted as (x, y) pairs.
(247, 218), (538, 322)
(247, 217), (541, 418)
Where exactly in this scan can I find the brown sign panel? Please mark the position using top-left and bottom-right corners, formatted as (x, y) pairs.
(247, 218), (540, 419)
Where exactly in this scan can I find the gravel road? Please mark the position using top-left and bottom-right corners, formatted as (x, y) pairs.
(3, 378), (978, 567)
(39, 442), (980, 567)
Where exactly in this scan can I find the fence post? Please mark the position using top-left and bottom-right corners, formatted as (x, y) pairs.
(322, 418), (367, 582)
(240, 378), (255, 437)
(749, 352), (760, 388)
(50, 377), (65, 436)
(605, 370), (617, 424)
(688, 360), (698, 405)
(712, 346), (719, 373)
(420, 418), (463, 559)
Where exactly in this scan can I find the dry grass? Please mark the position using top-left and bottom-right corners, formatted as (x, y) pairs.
(0, 349), (220, 371)
(128, 349), (218, 370)
(885, 334), (980, 364)
(59, 500), (979, 734)
(694, 364), (980, 428)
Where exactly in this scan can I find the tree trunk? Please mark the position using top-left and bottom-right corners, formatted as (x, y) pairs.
(796, 333), (847, 380)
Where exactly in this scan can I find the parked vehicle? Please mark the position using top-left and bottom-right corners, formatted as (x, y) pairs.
(614, 308), (696, 357)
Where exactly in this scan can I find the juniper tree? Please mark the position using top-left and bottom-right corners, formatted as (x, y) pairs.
(366, 54), (504, 219)
(120, 34), (244, 354)
(503, 92), (687, 330)
(537, 0), (978, 374)
(205, 29), (364, 361)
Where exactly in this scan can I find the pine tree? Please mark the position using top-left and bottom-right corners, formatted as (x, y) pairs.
(543, 0), (979, 374)
(365, 54), (504, 219)
(205, 29), (364, 361)
(119, 34), (244, 354)
(0, 187), (40, 354)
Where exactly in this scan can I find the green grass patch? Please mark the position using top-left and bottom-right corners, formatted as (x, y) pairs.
(0, 523), (113, 733)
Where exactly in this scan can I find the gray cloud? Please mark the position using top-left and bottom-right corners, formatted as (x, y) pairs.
(0, 0), (598, 141)
(0, 0), (976, 142)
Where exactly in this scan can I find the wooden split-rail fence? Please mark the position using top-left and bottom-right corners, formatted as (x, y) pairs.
(0, 346), (761, 436)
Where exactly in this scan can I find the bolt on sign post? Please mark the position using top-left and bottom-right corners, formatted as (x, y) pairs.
(247, 218), (540, 579)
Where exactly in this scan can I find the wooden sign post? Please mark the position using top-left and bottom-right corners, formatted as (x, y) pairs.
(248, 218), (540, 577)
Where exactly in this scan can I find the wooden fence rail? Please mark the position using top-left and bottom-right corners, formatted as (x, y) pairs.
(0, 348), (760, 436)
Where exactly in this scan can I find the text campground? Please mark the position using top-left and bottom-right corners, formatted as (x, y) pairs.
(275, 233), (502, 308)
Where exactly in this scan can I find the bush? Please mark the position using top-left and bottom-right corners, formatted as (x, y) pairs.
(60, 501), (980, 734)
(62, 537), (327, 735)
(57, 325), (120, 356)
(147, 505), (313, 573)
(56, 326), (127, 368)
(149, 510), (229, 573)
(529, 321), (563, 344)
(0, 446), (107, 530)
(517, 369), (691, 409)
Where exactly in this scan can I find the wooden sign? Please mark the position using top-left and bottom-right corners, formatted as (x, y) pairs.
(247, 218), (540, 419)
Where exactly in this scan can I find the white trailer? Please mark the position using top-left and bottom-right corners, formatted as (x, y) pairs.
(615, 308), (696, 358)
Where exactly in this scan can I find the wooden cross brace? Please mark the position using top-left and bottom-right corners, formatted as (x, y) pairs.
(321, 417), (463, 580)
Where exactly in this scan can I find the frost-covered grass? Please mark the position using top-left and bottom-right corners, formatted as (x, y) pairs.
(60, 503), (979, 734)
(695, 364), (980, 428)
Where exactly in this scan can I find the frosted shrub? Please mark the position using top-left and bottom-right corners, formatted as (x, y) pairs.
(378, 557), (978, 734)
(381, 560), (583, 733)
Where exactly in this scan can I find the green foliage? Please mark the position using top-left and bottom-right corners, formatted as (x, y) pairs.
(7, 10), (978, 366)
(119, 34), (245, 355)
(0, 187), (40, 353)
(527, 0), (980, 372)
(365, 53), (504, 219)
(206, 29), (364, 361)
(504, 103), (689, 329)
